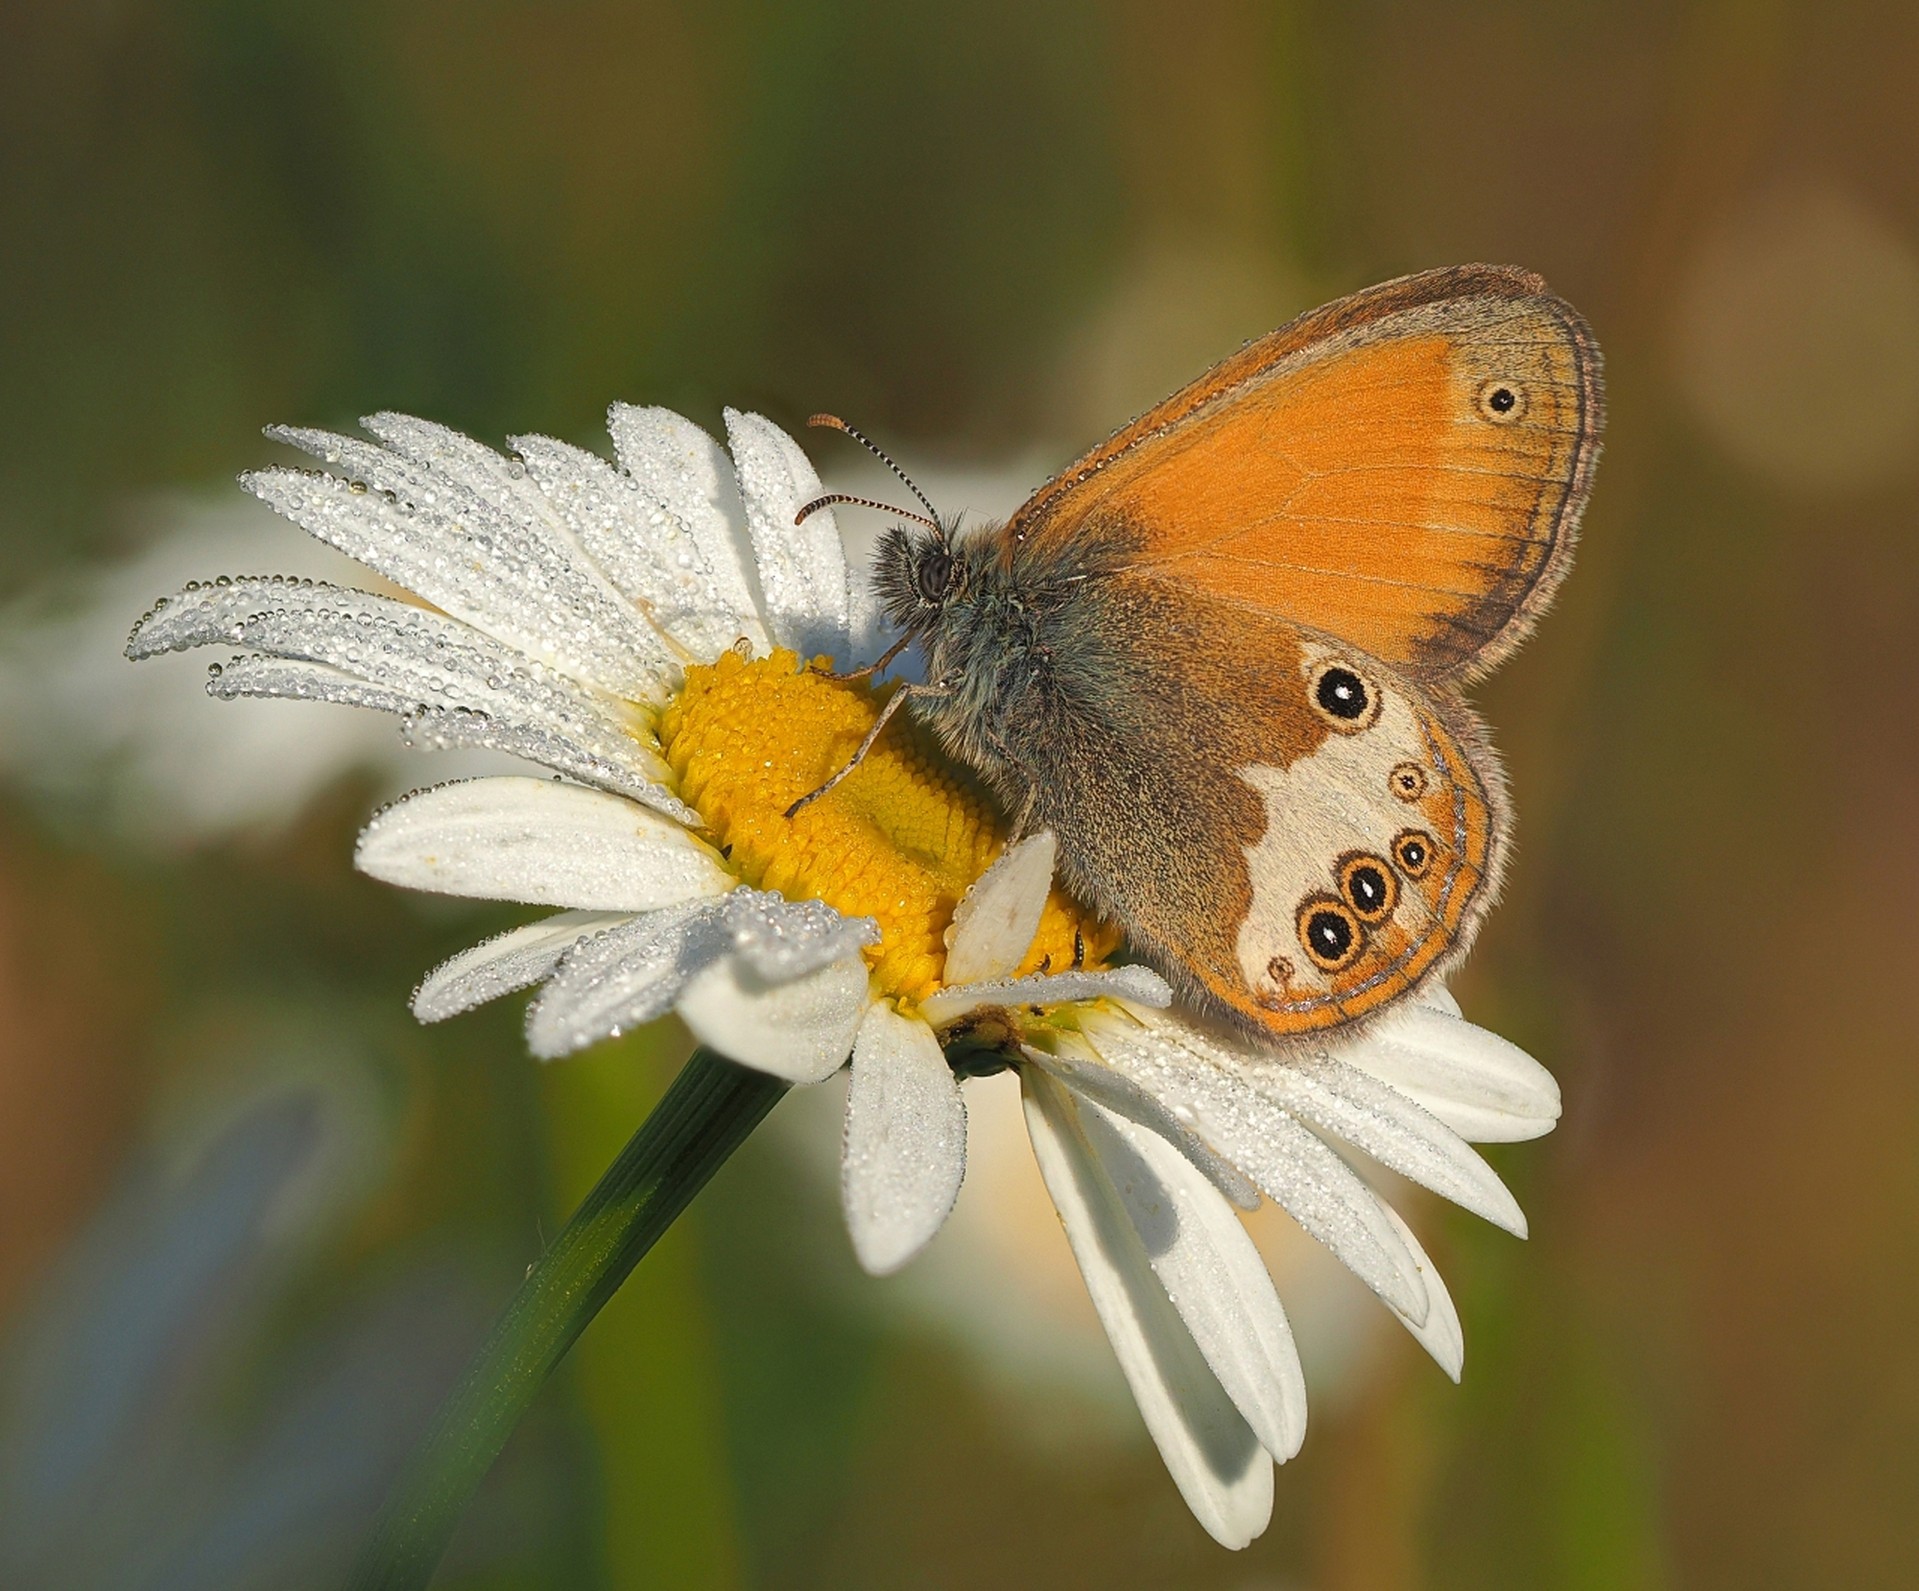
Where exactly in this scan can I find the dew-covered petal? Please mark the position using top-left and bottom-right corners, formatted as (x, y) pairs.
(355, 776), (731, 911)
(524, 900), (724, 1058)
(1349, 1004), (1562, 1144)
(676, 953), (870, 1084)
(527, 888), (873, 1063)
(129, 578), (680, 805)
(943, 830), (1056, 985)
(1252, 1058), (1527, 1236)
(722, 409), (850, 658)
(840, 1002), (967, 1276)
(1025, 1040), (1259, 1211)
(511, 432), (759, 659)
(606, 404), (766, 650)
(1376, 1199), (1465, 1380)
(205, 654), (422, 717)
(358, 410), (593, 565)
(399, 708), (692, 823)
(919, 963), (1171, 1027)
(1080, 1012), (1427, 1323)
(713, 888), (879, 982)
(245, 423), (670, 698)
(1075, 1096), (1308, 1464)
(413, 910), (629, 1023)
(1021, 1069), (1273, 1549)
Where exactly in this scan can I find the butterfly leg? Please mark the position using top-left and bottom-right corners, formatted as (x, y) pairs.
(783, 677), (950, 818)
(981, 727), (1043, 840)
(1004, 781), (1040, 841)
(807, 629), (913, 684)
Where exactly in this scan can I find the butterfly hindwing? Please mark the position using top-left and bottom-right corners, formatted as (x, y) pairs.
(1217, 633), (1499, 1032)
(1017, 576), (1500, 1041)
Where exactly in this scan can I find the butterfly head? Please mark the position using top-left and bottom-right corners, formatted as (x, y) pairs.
(873, 521), (965, 634)
(796, 414), (972, 641)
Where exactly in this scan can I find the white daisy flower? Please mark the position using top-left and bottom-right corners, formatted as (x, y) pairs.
(127, 405), (1560, 1550)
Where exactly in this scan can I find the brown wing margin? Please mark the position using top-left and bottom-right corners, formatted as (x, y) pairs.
(1008, 265), (1606, 682)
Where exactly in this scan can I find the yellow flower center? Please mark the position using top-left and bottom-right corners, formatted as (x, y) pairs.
(657, 648), (1117, 1006)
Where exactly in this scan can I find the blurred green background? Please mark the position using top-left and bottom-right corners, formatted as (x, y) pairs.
(3, 2), (1917, 1587)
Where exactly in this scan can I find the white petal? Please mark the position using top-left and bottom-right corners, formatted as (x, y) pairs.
(133, 578), (683, 812)
(355, 776), (731, 910)
(205, 654), (422, 717)
(605, 404), (768, 651)
(412, 909), (629, 1023)
(840, 1003), (967, 1275)
(677, 955), (869, 1083)
(360, 411), (546, 500)
(1350, 1004), (1562, 1143)
(1022, 1070), (1273, 1549)
(1082, 1012), (1428, 1322)
(1253, 1059), (1528, 1237)
(526, 890), (875, 1059)
(919, 963), (1171, 1027)
(399, 708), (693, 824)
(1024, 1040), (1260, 1211)
(715, 888), (879, 981)
(512, 432), (760, 660)
(1075, 1097), (1308, 1463)
(526, 899), (723, 1059)
(1375, 1199), (1465, 1381)
(723, 409), (851, 658)
(943, 830), (1056, 985)
(246, 424), (670, 699)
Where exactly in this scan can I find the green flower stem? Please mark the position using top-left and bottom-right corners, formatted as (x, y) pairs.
(349, 1047), (789, 1591)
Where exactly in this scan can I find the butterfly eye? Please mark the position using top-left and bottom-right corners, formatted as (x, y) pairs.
(914, 547), (955, 603)
(1389, 762), (1427, 801)
(1297, 896), (1365, 971)
(1338, 852), (1399, 924)
(1308, 660), (1382, 732)
(1392, 829), (1436, 879)
(1477, 379), (1527, 423)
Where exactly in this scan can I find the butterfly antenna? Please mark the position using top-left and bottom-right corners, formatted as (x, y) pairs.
(807, 413), (944, 534)
(794, 491), (938, 532)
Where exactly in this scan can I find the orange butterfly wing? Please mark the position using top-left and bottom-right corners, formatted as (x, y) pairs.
(1008, 265), (1603, 681)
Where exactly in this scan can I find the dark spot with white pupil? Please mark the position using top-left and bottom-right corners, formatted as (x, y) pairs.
(1307, 909), (1353, 959)
(1348, 865), (1388, 913)
(1488, 386), (1517, 413)
(1316, 667), (1368, 720)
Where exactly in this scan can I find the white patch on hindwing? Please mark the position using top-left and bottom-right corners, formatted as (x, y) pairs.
(1233, 644), (1442, 1004)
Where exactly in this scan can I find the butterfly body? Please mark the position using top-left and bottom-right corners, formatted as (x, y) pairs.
(868, 265), (1601, 1045)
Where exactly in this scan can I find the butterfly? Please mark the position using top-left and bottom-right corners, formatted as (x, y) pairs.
(801, 264), (1602, 1045)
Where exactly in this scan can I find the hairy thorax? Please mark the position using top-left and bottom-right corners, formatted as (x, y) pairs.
(915, 534), (1056, 802)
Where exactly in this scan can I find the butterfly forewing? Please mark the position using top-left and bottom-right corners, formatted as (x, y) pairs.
(1008, 265), (1602, 682)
